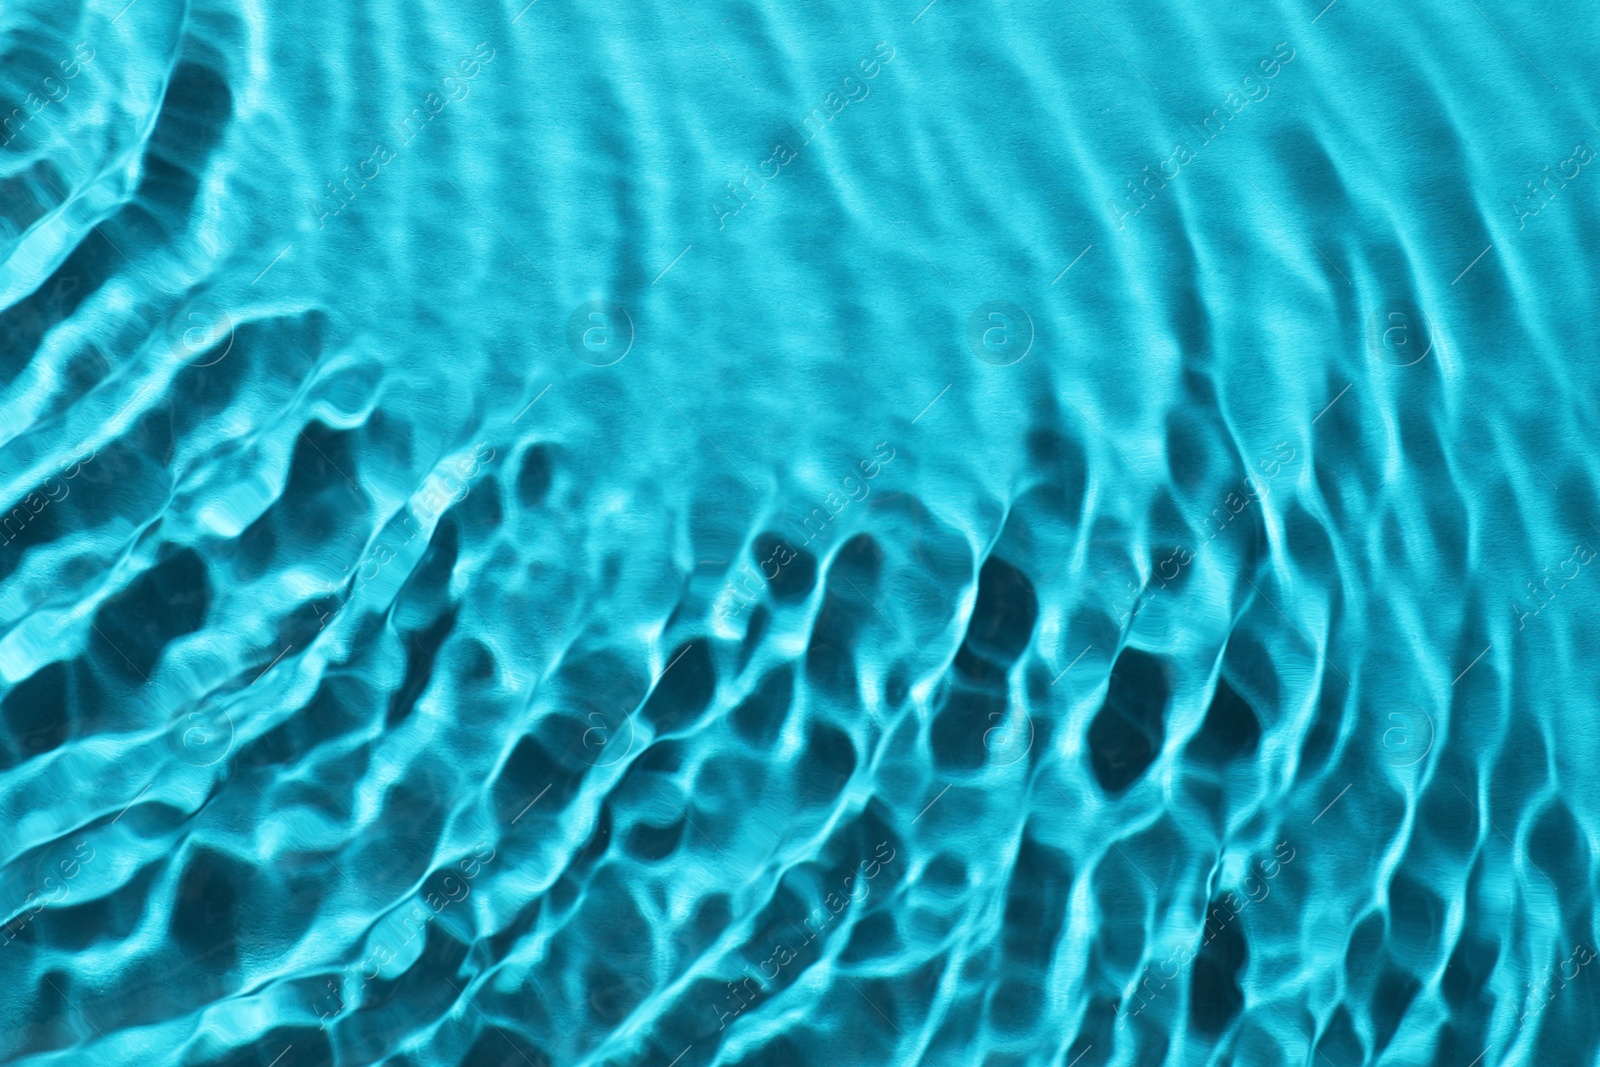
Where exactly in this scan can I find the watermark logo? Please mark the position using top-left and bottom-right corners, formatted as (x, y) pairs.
(578, 699), (637, 767)
(983, 704), (1034, 767)
(1366, 304), (1432, 367)
(589, 971), (652, 1023)
(966, 301), (1033, 366)
(5, 839), (97, 951)
(566, 300), (633, 366)
(709, 840), (897, 1031)
(166, 701), (235, 767)
(1380, 702), (1434, 768)
(168, 299), (235, 367)
(1117, 840), (1296, 1026)
(1510, 142), (1594, 230)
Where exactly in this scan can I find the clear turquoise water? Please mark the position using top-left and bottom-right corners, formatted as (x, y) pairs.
(2, 0), (1599, 1064)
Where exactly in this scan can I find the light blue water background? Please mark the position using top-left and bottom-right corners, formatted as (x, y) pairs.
(1, 0), (1599, 1064)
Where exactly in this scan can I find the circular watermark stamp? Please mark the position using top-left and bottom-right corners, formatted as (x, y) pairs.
(983, 703), (1035, 767)
(168, 299), (235, 367)
(967, 301), (1033, 366)
(566, 300), (634, 366)
(578, 699), (637, 767)
(166, 701), (235, 767)
(588, 970), (652, 1023)
(1380, 701), (1435, 768)
(1366, 304), (1433, 367)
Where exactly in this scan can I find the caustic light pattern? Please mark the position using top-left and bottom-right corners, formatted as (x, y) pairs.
(1, 0), (1598, 1066)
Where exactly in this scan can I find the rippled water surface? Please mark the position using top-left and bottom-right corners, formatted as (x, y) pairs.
(3, 0), (1600, 1064)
